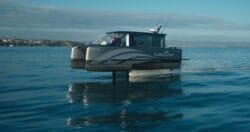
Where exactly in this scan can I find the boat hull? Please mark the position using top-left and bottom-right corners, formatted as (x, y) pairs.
(71, 46), (182, 71)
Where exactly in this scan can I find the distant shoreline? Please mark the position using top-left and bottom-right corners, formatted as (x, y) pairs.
(0, 38), (87, 47)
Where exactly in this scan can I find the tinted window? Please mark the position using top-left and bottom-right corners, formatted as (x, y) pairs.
(154, 36), (165, 48)
(132, 35), (153, 47)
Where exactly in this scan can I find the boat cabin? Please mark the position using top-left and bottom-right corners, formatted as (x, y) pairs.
(93, 31), (166, 48)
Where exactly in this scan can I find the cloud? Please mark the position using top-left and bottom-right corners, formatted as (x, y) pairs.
(0, 0), (250, 41)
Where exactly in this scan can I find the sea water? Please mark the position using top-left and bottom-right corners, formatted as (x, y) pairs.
(0, 47), (250, 131)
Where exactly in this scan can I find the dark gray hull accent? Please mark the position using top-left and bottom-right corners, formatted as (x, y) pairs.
(86, 64), (131, 71)
(85, 62), (181, 71)
(132, 62), (181, 70)
(71, 59), (86, 69)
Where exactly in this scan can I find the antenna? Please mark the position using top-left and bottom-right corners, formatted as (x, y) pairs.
(149, 16), (167, 33)
(161, 18), (170, 33)
(156, 16), (164, 27)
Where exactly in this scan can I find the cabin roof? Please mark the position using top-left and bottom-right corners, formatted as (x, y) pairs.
(107, 31), (166, 37)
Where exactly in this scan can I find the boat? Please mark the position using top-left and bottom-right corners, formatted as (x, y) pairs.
(70, 25), (182, 81)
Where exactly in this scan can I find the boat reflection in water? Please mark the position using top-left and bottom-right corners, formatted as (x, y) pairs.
(68, 74), (182, 104)
(67, 74), (183, 128)
(67, 111), (183, 128)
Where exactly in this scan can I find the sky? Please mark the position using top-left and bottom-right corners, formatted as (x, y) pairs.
(1, 0), (250, 42)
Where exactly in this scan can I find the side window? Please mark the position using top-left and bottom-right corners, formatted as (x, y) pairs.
(132, 35), (152, 47)
(154, 36), (160, 48)
(154, 36), (165, 48)
(129, 35), (136, 47)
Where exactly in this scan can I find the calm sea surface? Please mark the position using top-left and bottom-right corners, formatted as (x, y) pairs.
(1, 47), (250, 131)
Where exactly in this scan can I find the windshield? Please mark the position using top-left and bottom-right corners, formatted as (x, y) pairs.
(93, 32), (126, 46)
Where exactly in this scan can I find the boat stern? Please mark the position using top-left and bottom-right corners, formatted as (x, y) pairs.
(71, 46), (86, 69)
